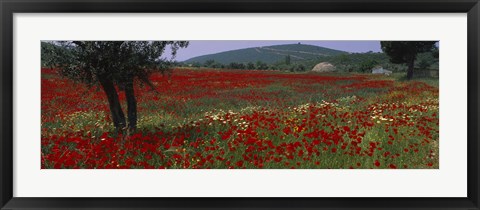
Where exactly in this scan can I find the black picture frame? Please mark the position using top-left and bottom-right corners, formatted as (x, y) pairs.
(1, 0), (479, 209)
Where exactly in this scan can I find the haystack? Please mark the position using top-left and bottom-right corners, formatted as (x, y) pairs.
(311, 62), (336, 72)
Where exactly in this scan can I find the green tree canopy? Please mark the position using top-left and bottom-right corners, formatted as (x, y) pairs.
(381, 41), (437, 79)
(285, 55), (291, 65)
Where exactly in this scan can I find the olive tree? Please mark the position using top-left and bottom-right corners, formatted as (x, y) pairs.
(42, 41), (189, 132)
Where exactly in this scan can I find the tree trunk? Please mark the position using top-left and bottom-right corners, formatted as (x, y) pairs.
(124, 76), (137, 131)
(407, 56), (415, 80)
(98, 75), (126, 131)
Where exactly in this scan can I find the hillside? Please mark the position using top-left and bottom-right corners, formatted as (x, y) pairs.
(183, 44), (347, 64)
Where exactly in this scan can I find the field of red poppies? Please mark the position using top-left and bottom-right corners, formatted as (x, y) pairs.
(41, 68), (439, 169)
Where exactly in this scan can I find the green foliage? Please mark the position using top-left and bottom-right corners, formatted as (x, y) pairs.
(295, 64), (306, 72)
(255, 61), (269, 70)
(282, 63), (307, 72)
(432, 47), (439, 59)
(416, 55), (432, 70)
(381, 41), (437, 64)
(246, 62), (255, 70)
(212, 62), (224, 68)
(381, 41), (438, 79)
(336, 54), (350, 65)
(201, 59), (223, 68)
(227, 62), (246, 70)
(285, 55), (291, 65)
(191, 62), (201, 68)
(203, 59), (215, 67)
(415, 51), (439, 70)
(42, 41), (189, 86)
(41, 41), (75, 68)
(359, 59), (379, 73)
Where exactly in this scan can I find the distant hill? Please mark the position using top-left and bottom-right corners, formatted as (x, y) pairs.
(183, 44), (348, 64)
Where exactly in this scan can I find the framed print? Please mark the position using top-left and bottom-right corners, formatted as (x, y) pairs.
(1, 0), (479, 209)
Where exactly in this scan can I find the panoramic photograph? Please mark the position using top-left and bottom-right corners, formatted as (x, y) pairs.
(41, 41), (439, 169)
